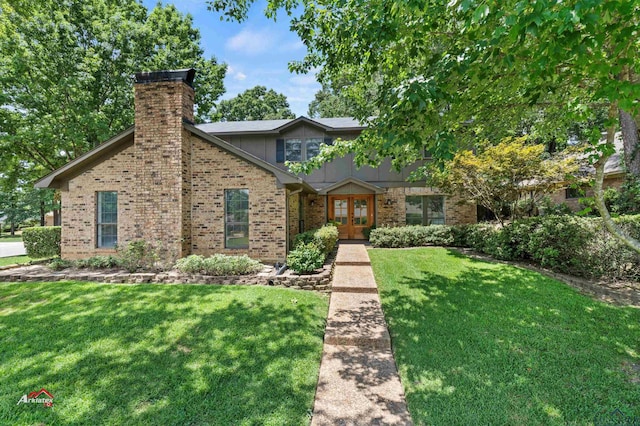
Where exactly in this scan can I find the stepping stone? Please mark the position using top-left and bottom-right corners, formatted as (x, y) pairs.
(324, 292), (391, 349)
(311, 345), (412, 426)
(332, 265), (378, 293)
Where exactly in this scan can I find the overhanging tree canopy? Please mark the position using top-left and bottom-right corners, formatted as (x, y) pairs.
(210, 0), (640, 253)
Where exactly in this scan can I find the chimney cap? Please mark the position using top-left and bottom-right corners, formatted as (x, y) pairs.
(134, 68), (196, 88)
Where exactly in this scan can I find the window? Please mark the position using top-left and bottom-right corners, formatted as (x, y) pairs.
(406, 195), (445, 225)
(565, 187), (582, 199)
(97, 191), (117, 248)
(225, 189), (249, 249)
(284, 138), (327, 161)
(285, 139), (302, 162)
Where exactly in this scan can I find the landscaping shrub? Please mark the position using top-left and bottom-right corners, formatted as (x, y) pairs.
(75, 255), (120, 269)
(22, 226), (61, 258)
(526, 215), (592, 273)
(175, 254), (263, 275)
(293, 224), (339, 256)
(48, 257), (73, 271)
(116, 240), (165, 272)
(369, 225), (455, 248)
(313, 224), (339, 255)
(287, 242), (325, 274)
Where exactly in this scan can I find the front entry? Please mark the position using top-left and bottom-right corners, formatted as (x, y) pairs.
(328, 195), (374, 239)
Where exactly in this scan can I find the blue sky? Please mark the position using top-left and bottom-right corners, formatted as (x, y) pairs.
(141, 0), (320, 118)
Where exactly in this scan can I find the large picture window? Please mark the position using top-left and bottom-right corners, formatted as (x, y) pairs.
(406, 195), (445, 225)
(225, 189), (249, 249)
(97, 191), (118, 248)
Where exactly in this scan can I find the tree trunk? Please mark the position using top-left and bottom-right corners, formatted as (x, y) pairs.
(619, 109), (640, 175)
(593, 108), (640, 255)
(40, 201), (45, 226)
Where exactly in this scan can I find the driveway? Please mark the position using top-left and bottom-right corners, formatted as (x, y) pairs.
(0, 242), (26, 257)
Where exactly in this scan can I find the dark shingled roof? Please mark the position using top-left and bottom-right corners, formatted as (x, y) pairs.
(196, 116), (366, 135)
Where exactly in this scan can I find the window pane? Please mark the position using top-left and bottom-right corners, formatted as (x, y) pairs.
(405, 196), (423, 225)
(426, 196), (445, 225)
(306, 138), (322, 160)
(354, 199), (368, 225)
(225, 189), (249, 248)
(285, 139), (302, 162)
(97, 191), (117, 248)
(333, 199), (348, 225)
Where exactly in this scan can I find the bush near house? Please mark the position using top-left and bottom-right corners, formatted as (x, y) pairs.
(288, 224), (339, 274)
(369, 215), (640, 281)
(22, 226), (61, 258)
(175, 254), (263, 276)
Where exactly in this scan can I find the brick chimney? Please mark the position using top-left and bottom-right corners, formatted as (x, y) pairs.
(133, 69), (195, 261)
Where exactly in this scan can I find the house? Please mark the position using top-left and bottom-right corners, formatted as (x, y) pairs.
(35, 69), (476, 263)
(549, 133), (626, 211)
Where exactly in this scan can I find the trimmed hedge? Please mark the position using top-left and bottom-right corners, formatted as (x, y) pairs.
(369, 215), (640, 281)
(22, 226), (61, 258)
(369, 225), (454, 248)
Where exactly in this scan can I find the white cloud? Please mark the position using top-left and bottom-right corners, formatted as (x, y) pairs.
(226, 29), (275, 55)
(234, 72), (247, 81)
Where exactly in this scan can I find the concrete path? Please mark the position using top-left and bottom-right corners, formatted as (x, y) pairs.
(312, 242), (412, 425)
(0, 242), (26, 258)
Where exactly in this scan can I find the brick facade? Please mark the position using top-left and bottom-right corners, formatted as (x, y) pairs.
(376, 187), (477, 227)
(549, 175), (625, 211)
(190, 136), (287, 262)
(61, 142), (137, 259)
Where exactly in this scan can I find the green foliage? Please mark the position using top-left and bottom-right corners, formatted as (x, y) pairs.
(526, 216), (592, 272)
(430, 137), (580, 223)
(293, 224), (339, 256)
(369, 225), (454, 248)
(215, 86), (294, 121)
(75, 255), (120, 270)
(116, 240), (161, 273)
(48, 257), (73, 271)
(175, 254), (263, 276)
(0, 0), (226, 181)
(22, 226), (61, 258)
(286, 242), (325, 274)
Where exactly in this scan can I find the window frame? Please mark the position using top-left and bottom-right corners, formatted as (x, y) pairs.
(285, 137), (325, 162)
(405, 195), (446, 226)
(224, 189), (250, 249)
(96, 191), (118, 248)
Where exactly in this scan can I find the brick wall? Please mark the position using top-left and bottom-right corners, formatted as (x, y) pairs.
(133, 80), (194, 261)
(61, 142), (137, 259)
(288, 192), (300, 243)
(190, 136), (288, 263)
(377, 187), (477, 226)
(304, 193), (327, 230)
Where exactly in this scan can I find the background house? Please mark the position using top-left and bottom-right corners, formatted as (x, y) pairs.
(36, 69), (476, 263)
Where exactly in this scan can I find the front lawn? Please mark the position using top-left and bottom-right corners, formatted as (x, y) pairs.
(370, 247), (640, 425)
(0, 234), (22, 242)
(0, 282), (328, 425)
(0, 256), (33, 267)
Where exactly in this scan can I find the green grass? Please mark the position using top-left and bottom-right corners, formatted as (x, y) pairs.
(0, 256), (33, 267)
(0, 282), (328, 425)
(369, 247), (640, 425)
(0, 235), (22, 242)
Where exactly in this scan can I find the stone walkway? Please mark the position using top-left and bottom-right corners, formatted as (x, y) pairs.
(311, 242), (412, 425)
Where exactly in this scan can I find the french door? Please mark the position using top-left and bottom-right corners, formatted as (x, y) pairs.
(328, 195), (374, 239)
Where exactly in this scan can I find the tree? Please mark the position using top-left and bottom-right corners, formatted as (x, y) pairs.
(215, 86), (295, 121)
(0, 0), (226, 177)
(307, 73), (378, 118)
(308, 83), (354, 118)
(210, 0), (640, 254)
(430, 137), (580, 224)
